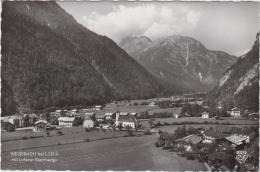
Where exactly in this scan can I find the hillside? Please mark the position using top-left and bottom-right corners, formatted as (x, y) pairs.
(1, 1), (173, 116)
(207, 33), (259, 112)
(119, 35), (237, 91)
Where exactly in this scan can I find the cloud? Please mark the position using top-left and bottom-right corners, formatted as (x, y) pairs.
(83, 5), (201, 42)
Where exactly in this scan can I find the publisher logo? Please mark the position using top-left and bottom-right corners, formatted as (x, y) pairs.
(236, 151), (248, 164)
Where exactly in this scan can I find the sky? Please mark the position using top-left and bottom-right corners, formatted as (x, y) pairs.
(58, 1), (259, 56)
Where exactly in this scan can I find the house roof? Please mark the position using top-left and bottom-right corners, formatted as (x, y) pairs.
(176, 134), (202, 144)
(58, 117), (75, 122)
(95, 113), (105, 118)
(2, 118), (10, 123)
(35, 120), (47, 125)
(1, 116), (10, 121)
(248, 112), (259, 116)
(201, 112), (209, 115)
(225, 135), (248, 145)
(231, 107), (240, 111)
(105, 112), (115, 116)
(118, 115), (136, 122)
(130, 112), (137, 115)
(83, 119), (94, 123)
(120, 112), (129, 116)
(85, 112), (95, 116)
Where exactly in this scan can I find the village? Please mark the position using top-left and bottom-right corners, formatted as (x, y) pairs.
(1, 95), (259, 171)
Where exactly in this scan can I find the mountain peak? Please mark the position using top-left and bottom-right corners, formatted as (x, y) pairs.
(119, 34), (237, 91)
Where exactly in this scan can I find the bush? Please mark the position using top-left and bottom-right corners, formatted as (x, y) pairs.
(126, 126), (134, 136)
(186, 154), (196, 160)
(133, 102), (138, 106)
(57, 130), (64, 136)
(22, 136), (28, 140)
(144, 129), (151, 135)
(163, 122), (169, 126)
(84, 138), (90, 142)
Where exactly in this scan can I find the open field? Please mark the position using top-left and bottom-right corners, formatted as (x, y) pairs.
(99, 104), (158, 114)
(155, 117), (259, 125)
(1, 134), (206, 171)
(2, 127), (128, 152)
(148, 107), (182, 114)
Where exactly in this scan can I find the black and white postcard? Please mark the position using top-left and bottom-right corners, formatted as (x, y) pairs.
(1, 1), (259, 171)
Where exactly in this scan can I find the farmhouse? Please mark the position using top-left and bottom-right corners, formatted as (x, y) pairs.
(94, 105), (102, 111)
(55, 109), (62, 116)
(176, 134), (202, 152)
(225, 134), (249, 150)
(70, 109), (78, 116)
(84, 112), (95, 120)
(58, 117), (75, 127)
(1, 116), (21, 128)
(34, 120), (47, 132)
(104, 112), (116, 120)
(174, 114), (179, 118)
(115, 112), (138, 129)
(201, 111), (209, 119)
(95, 113), (105, 122)
(1, 120), (15, 132)
(83, 119), (94, 128)
(248, 112), (259, 120)
(148, 102), (156, 107)
(202, 129), (226, 144)
(230, 107), (241, 117)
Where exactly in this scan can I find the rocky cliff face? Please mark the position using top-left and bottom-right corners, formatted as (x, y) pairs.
(1, 1), (171, 115)
(207, 33), (259, 112)
(119, 35), (237, 91)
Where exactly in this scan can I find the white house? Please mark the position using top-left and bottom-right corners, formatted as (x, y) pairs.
(115, 112), (137, 129)
(83, 119), (94, 128)
(58, 117), (75, 127)
(34, 120), (47, 132)
(148, 102), (156, 107)
(201, 112), (209, 119)
(55, 110), (62, 116)
(84, 112), (95, 120)
(70, 109), (78, 116)
(230, 107), (241, 117)
(94, 105), (102, 111)
(174, 114), (179, 118)
(104, 112), (115, 120)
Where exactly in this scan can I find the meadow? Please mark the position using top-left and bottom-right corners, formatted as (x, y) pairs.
(155, 117), (259, 125)
(1, 134), (206, 171)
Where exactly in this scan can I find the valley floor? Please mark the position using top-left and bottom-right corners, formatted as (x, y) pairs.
(1, 132), (206, 171)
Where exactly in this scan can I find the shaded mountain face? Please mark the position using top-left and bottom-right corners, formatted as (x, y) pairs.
(207, 33), (259, 112)
(119, 35), (237, 91)
(1, 1), (171, 115)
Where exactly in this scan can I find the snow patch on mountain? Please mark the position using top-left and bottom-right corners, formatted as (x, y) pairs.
(235, 63), (258, 95)
(218, 70), (232, 87)
(198, 72), (203, 81)
(185, 42), (190, 66)
(159, 71), (165, 78)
